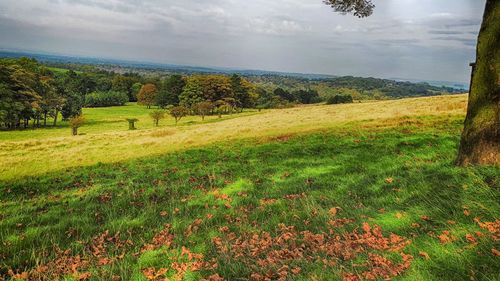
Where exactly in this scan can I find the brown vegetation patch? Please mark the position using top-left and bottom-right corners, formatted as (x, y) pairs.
(211, 222), (412, 280)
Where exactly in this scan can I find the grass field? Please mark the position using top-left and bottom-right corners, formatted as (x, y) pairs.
(0, 95), (498, 280)
(0, 95), (467, 180)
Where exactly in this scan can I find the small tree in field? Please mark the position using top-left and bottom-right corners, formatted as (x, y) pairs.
(69, 115), (85, 136)
(194, 101), (213, 120)
(137, 83), (158, 109)
(150, 110), (165, 126)
(214, 100), (230, 118)
(170, 106), (189, 125)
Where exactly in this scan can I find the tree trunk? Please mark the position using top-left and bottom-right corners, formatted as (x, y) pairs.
(43, 112), (47, 127)
(457, 0), (500, 166)
(72, 127), (78, 136)
(53, 109), (59, 126)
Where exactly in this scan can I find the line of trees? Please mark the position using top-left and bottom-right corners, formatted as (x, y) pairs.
(0, 58), (146, 129)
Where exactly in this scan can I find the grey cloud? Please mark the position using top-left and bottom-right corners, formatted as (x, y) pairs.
(0, 0), (487, 83)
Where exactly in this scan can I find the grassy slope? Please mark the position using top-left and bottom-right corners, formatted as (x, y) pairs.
(0, 95), (498, 280)
(0, 95), (467, 180)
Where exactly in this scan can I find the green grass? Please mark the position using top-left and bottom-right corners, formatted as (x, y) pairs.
(0, 114), (498, 280)
(0, 103), (258, 142)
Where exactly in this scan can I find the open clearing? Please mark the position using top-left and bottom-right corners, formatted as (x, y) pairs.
(0, 95), (467, 180)
(0, 94), (498, 280)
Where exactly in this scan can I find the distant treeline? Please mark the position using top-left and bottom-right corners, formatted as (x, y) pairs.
(247, 75), (465, 100)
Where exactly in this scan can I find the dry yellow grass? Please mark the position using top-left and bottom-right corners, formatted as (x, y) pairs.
(0, 94), (467, 180)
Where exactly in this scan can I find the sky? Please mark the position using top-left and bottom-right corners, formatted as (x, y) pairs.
(0, 0), (487, 83)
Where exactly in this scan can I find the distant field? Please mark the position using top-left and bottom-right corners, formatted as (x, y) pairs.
(0, 93), (498, 280)
(0, 95), (468, 180)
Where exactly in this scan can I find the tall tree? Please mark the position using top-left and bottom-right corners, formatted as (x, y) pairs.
(137, 83), (158, 109)
(323, 0), (499, 165)
(179, 77), (205, 108)
(457, 0), (499, 165)
(163, 75), (186, 106)
(230, 74), (250, 108)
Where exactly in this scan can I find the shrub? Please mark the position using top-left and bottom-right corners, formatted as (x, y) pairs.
(326, 94), (354, 105)
(194, 101), (213, 120)
(149, 110), (166, 126)
(85, 91), (128, 107)
(170, 106), (189, 125)
(69, 115), (85, 135)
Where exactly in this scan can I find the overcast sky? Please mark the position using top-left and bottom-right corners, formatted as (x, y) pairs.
(0, 0), (486, 82)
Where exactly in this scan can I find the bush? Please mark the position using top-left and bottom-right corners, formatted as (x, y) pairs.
(69, 115), (85, 135)
(84, 91), (129, 107)
(170, 106), (189, 125)
(326, 95), (353, 105)
(149, 110), (166, 126)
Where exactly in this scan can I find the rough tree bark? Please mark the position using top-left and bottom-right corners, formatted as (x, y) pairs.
(456, 0), (499, 166)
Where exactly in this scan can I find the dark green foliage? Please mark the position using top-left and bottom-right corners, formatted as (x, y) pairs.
(231, 74), (252, 108)
(61, 92), (83, 120)
(179, 77), (204, 108)
(326, 94), (353, 104)
(162, 75), (185, 106)
(274, 87), (295, 102)
(293, 89), (321, 104)
(255, 88), (291, 109)
(84, 91), (129, 107)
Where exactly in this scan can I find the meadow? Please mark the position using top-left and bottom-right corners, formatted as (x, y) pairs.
(0, 94), (498, 280)
(0, 95), (467, 180)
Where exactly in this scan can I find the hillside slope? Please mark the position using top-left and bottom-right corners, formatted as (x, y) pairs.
(0, 101), (498, 280)
(0, 95), (467, 180)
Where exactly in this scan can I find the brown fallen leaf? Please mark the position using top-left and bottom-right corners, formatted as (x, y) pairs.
(463, 209), (470, 217)
(492, 248), (500, 256)
(329, 207), (340, 216)
(419, 251), (430, 260)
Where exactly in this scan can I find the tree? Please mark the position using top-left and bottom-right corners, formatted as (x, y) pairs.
(137, 83), (158, 109)
(326, 94), (353, 104)
(293, 89), (321, 104)
(149, 110), (166, 126)
(324, 0), (499, 165)
(155, 88), (171, 109)
(163, 75), (185, 106)
(274, 88), (295, 102)
(170, 106), (189, 125)
(131, 82), (143, 101)
(214, 100), (231, 118)
(231, 74), (252, 108)
(179, 77), (204, 108)
(457, 1), (499, 165)
(69, 115), (85, 136)
(61, 92), (83, 120)
(194, 101), (213, 121)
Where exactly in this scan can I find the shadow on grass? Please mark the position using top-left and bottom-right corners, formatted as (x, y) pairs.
(0, 122), (498, 280)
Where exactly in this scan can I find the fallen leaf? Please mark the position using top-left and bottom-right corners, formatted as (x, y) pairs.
(419, 251), (430, 260)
